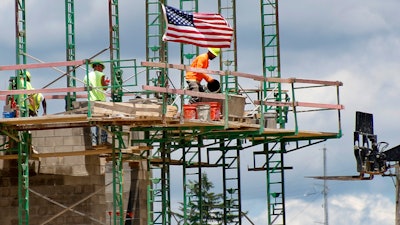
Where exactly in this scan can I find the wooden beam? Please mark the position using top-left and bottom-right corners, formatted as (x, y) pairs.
(0, 87), (87, 96)
(0, 145), (154, 160)
(142, 85), (226, 100)
(0, 94), (88, 101)
(0, 114), (88, 125)
(0, 60), (87, 71)
(141, 61), (226, 76)
(0, 149), (112, 160)
(141, 61), (343, 86)
(254, 100), (345, 110)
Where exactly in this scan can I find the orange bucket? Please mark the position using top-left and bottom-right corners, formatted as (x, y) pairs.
(183, 104), (197, 119)
(209, 102), (221, 121)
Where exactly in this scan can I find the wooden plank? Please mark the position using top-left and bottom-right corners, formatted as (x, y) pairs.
(0, 148), (110, 159)
(0, 145), (153, 159)
(141, 61), (226, 76)
(0, 60), (86, 71)
(121, 146), (152, 153)
(0, 114), (88, 125)
(142, 85), (226, 100)
(0, 94), (88, 101)
(141, 61), (343, 86)
(0, 87), (87, 96)
(254, 100), (344, 110)
(31, 149), (114, 158)
(0, 154), (19, 160)
(295, 101), (345, 110)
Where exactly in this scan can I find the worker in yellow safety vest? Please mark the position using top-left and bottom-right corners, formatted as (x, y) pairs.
(84, 60), (110, 145)
(28, 93), (47, 117)
(24, 71), (47, 117)
(83, 60), (110, 102)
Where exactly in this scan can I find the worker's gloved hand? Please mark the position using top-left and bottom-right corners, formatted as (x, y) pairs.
(104, 77), (110, 85)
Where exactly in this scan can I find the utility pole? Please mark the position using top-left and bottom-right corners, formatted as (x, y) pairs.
(322, 146), (329, 225)
(396, 164), (400, 225)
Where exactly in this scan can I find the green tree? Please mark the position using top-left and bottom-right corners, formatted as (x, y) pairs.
(177, 173), (224, 225)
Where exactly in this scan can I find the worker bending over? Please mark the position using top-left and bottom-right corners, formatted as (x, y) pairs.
(186, 48), (220, 104)
(28, 93), (47, 117)
(23, 71), (47, 117)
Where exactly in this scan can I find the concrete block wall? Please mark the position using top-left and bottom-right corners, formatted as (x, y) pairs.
(0, 174), (106, 225)
(0, 127), (149, 225)
(31, 127), (101, 176)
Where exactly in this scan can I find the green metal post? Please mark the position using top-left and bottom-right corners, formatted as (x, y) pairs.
(15, 0), (28, 118)
(218, 0), (238, 93)
(65, 0), (77, 111)
(17, 131), (30, 225)
(145, 0), (168, 99)
(180, 0), (199, 107)
(15, 2), (29, 225)
(220, 139), (242, 224)
(260, 0), (286, 128)
(112, 126), (125, 225)
(109, 0), (123, 102)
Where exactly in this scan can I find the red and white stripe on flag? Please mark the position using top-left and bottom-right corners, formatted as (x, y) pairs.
(162, 4), (234, 48)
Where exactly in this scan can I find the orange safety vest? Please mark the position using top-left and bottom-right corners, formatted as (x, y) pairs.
(185, 53), (214, 83)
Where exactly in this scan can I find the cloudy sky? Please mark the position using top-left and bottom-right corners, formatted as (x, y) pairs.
(1, 1), (400, 224)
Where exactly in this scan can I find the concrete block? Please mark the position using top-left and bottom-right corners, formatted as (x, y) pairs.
(72, 127), (85, 136)
(201, 94), (246, 118)
(63, 155), (85, 166)
(54, 128), (73, 136)
(44, 136), (64, 147)
(63, 135), (83, 146)
(39, 166), (56, 175)
(35, 146), (54, 153)
(33, 129), (55, 137)
(32, 136), (46, 147)
(71, 165), (89, 176)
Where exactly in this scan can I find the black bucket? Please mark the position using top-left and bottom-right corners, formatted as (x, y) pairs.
(207, 79), (220, 92)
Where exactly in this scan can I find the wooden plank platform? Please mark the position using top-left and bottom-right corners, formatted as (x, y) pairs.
(0, 113), (340, 140)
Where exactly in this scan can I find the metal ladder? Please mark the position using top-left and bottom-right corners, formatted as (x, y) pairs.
(109, 0), (123, 102)
(208, 139), (242, 224)
(146, 0), (168, 100)
(65, 0), (77, 110)
(218, 0), (238, 93)
(260, 2), (287, 224)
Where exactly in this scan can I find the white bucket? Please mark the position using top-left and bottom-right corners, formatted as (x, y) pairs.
(196, 104), (210, 121)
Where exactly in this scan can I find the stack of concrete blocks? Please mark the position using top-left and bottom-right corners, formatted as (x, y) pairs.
(200, 94), (246, 118)
(72, 100), (178, 118)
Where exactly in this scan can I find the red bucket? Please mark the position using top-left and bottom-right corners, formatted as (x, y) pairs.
(183, 104), (197, 119)
(209, 102), (221, 121)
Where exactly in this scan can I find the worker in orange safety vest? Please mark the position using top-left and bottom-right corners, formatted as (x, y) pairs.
(186, 48), (221, 104)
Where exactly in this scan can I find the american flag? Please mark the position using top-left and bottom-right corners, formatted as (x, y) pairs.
(161, 4), (234, 48)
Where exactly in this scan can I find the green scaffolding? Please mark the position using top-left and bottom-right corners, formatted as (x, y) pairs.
(4, 1), (344, 225)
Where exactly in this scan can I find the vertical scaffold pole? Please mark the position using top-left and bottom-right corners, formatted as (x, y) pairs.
(15, 0), (28, 118)
(218, 0), (238, 93)
(260, 1), (287, 224)
(15, 1), (30, 225)
(145, 0), (168, 98)
(109, 0), (123, 102)
(180, 0), (199, 110)
(65, 0), (77, 111)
